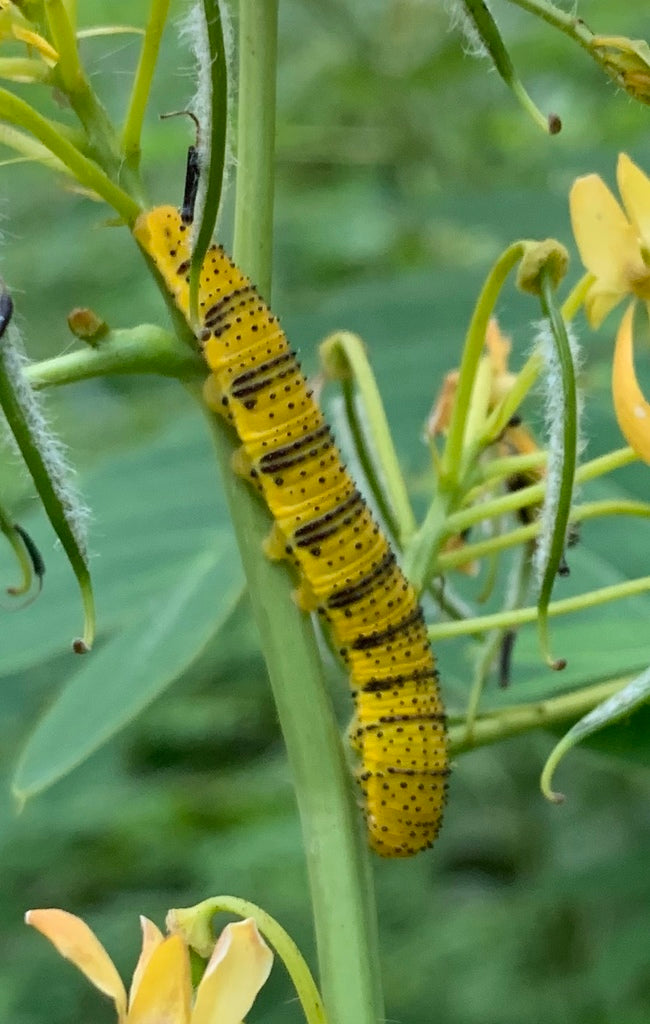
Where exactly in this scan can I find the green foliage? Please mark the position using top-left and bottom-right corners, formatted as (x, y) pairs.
(2, 1), (650, 1023)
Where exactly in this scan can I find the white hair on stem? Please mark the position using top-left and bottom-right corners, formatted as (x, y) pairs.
(444, 0), (489, 59)
(179, 0), (234, 241)
(0, 319), (89, 560)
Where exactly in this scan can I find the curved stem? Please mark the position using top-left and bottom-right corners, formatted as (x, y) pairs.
(121, 0), (171, 170)
(0, 89), (140, 223)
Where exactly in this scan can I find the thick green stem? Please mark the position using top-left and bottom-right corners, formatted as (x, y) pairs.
(233, 0), (278, 297)
(230, 4), (383, 1021)
(200, 410), (381, 1024)
(24, 326), (201, 389)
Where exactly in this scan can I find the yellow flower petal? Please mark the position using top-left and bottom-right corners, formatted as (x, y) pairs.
(191, 919), (273, 1024)
(25, 909), (128, 1021)
(617, 152), (650, 250)
(127, 934), (192, 1024)
(584, 282), (631, 331)
(569, 173), (638, 323)
(129, 917), (165, 1009)
(612, 302), (650, 462)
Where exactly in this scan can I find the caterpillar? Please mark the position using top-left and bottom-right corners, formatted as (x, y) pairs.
(133, 177), (449, 857)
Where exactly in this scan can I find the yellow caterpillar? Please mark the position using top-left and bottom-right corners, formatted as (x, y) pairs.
(133, 202), (449, 856)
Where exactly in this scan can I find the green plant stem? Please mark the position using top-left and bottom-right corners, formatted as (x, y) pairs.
(23, 326), (201, 389)
(449, 678), (624, 756)
(443, 446), (639, 541)
(171, 896), (328, 1024)
(323, 330), (417, 546)
(0, 507), (32, 596)
(45, 0), (139, 193)
(121, 0), (171, 170)
(0, 58), (52, 83)
(442, 241), (523, 485)
(429, 573), (650, 642)
(504, 0), (597, 53)
(0, 328), (94, 649)
(231, 4), (383, 1021)
(439, 499), (650, 571)
(200, 405), (382, 1024)
(464, 544), (532, 740)
(0, 89), (140, 223)
(233, 0), (278, 297)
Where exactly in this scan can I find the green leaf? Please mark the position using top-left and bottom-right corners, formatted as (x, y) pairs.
(0, 416), (239, 675)
(540, 663), (650, 803)
(13, 545), (242, 801)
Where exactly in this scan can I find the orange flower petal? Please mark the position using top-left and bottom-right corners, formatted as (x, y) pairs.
(127, 934), (192, 1024)
(617, 152), (650, 247)
(612, 302), (650, 462)
(191, 919), (273, 1024)
(25, 909), (127, 1021)
(569, 172), (638, 319)
(129, 917), (165, 1010)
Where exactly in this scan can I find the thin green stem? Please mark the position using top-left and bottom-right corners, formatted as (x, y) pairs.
(233, 0), (278, 297)
(0, 508), (33, 597)
(45, 0), (129, 182)
(45, 0), (84, 94)
(323, 330), (417, 546)
(0, 89), (140, 223)
(464, 544), (532, 740)
(439, 498), (650, 571)
(429, 574), (650, 642)
(0, 322), (94, 650)
(121, 0), (171, 171)
(443, 446), (639, 542)
(504, 0), (596, 54)
(172, 896), (329, 1024)
(0, 58), (52, 83)
(463, 0), (552, 132)
(449, 678), (625, 756)
(341, 377), (400, 540)
(562, 273), (595, 321)
(442, 241), (524, 485)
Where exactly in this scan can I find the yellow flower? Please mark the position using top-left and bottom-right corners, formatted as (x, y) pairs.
(570, 153), (650, 461)
(25, 908), (273, 1024)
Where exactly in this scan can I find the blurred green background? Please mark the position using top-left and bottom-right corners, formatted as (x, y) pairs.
(2, 1), (650, 1021)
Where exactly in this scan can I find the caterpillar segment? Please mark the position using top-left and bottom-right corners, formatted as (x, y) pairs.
(133, 205), (449, 857)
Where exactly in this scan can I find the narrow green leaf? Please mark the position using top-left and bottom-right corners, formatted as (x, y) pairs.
(540, 664), (650, 803)
(13, 547), (243, 801)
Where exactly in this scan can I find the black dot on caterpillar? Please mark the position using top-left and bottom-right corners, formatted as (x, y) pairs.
(132, 138), (449, 856)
